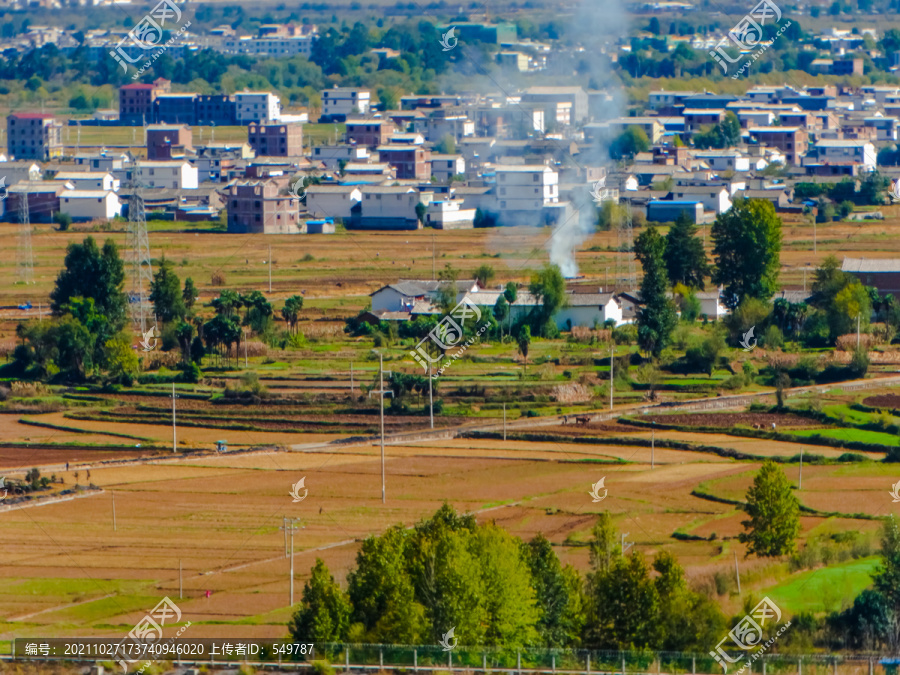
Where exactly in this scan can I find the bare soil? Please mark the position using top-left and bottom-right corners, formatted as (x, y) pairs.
(863, 394), (900, 409)
(628, 411), (821, 428)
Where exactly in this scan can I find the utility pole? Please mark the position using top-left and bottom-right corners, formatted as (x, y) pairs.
(429, 360), (434, 429)
(799, 447), (803, 490)
(171, 383), (178, 453)
(279, 518), (303, 606)
(609, 344), (614, 411)
(244, 328), (248, 367)
(503, 403), (507, 441)
(350, 361), (354, 393)
(17, 189), (34, 285)
(621, 533), (632, 554)
(179, 559), (183, 599)
(112, 492), (117, 532)
(734, 549), (742, 595)
(651, 424), (655, 469)
(268, 245), (273, 293)
(432, 233), (436, 281)
(127, 157), (153, 334)
(368, 355), (393, 504)
(857, 313), (861, 351)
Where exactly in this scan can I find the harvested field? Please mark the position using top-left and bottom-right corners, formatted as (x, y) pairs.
(637, 411), (825, 428)
(862, 393), (900, 409)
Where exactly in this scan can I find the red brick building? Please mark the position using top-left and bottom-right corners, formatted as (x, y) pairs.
(377, 144), (430, 180)
(247, 123), (304, 157)
(119, 79), (171, 125)
(748, 126), (808, 165)
(345, 120), (396, 148)
(226, 180), (301, 234)
(146, 124), (194, 160)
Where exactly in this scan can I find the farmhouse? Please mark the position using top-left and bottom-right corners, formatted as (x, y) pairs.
(59, 190), (122, 221)
(842, 257), (900, 297)
(370, 279), (480, 314)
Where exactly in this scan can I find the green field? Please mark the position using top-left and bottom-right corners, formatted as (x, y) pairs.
(764, 556), (880, 615)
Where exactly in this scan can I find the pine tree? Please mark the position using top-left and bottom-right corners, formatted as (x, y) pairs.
(664, 212), (710, 289)
(635, 226), (677, 357)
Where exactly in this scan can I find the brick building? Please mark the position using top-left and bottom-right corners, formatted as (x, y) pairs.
(146, 125), (194, 160)
(226, 180), (302, 233)
(196, 95), (237, 126)
(247, 123), (304, 157)
(6, 113), (63, 161)
(119, 79), (170, 125)
(377, 144), (429, 180)
(345, 120), (396, 148)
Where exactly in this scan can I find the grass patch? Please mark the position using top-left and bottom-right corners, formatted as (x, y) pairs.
(764, 556), (880, 615)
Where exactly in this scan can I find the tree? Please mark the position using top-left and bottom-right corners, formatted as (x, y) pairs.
(492, 295), (509, 338)
(102, 334), (139, 382)
(53, 211), (72, 232)
(282, 295), (304, 334)
(149, 256), (186, 324)
(523, 534), (585, 647)
(528, 264), (566, 337)
(242, 290), (274, 335)
(517, 324), (531, 374)
(721, 111), (741, 146)
(182, 277), (198, 311)
(474, 264), (495, 288)
(415, 202), (426, 224)
(435, 133), (456, 155)
(435, 264), (459, 314)
(610, 126), (650, 160)
(634, 226), (677, 357)
(664, 212), (710, 289)
(711, 199), (783, 310)
(288, 558), (352, 642)
(872, 516), (900, 652)
(738, 460), (801, 557)
(50, 237), (127, 331)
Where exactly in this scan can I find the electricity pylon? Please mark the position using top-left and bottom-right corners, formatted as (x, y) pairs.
(16, 190), (34, 285)
(126, 157), (154, 333)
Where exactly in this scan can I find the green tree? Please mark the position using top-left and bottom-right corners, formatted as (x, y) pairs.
(53, 211), (72, 232)
(149, 256), (186, 324)
(664, 212), (710, 289)
(528, 264), (566, 337)
(634, 226), (677, 357)
(282, 295), (304, 334)
(738, 460), (801, 557)
(50, 236), (127, 331)
(523, 534), (585, 647)
(243, 290), (274, 335)
(182, 277), (198, 311)
(474, 264), (495, 288)
(435, 264), (459, 314)
(211, 290), (243, 317)
(102, 333), (139, 382)
(492, 295), (509, 338)
(517, 324), (531, 373)
(288, 558), (352, 642)
(435, 133), (456, 155)
(348, 527), (427, 643)
(610, 126), (650, 160)
(872, 516), (900, 652)
(711, 199), (783, 310)
(590, 551), (659, 648)
(721, 111), (741, 146)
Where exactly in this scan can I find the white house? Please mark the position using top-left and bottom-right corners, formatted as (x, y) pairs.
(557, 293), (625, 328)
(693, 151), (751, 173)
(54, 171), (120, 192)
(0, 161), (42, 185)
(357, 186), (423, 229)
(671, 185), (732, 215)
(494, 164), (559, 212)
(430, 154), (466, 182)
(234, 92), (282, 124)
(810, 139), (877, 171)
(59, 190), (122, 220)
(305, 185), (362, 220)
(696, 290), (729, 320)
(424, 197), (475, 229)
(311, 144), (370, 170)
(370, 279), (479, 313)
(321, 87), (371, 120)
(137, 161), (199, 189)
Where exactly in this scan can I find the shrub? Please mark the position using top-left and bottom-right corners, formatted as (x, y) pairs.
(763, 325), (784, 350)
(211, 271), (226, 286)
(310, 662), (334, 675)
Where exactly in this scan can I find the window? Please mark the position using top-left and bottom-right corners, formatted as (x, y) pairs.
(500, 201), (506, 208)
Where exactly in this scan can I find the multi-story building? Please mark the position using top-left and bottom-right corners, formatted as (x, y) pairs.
(748, 126), (808, 165)
(806, 139), (877, 171)
(429, 154), (466, 183)
(154, 93), (198, 125)
(345, 120), (396, 147)
(377, 145), (429, 180)
(305, 185), (362, 220)
(136, 161), (199, 189)
(196, 95), (237, 126)
(6, 113), (63, 161)
(310, 144), (370, 171)
(146, 125), (194, 160)
(355, 186), (423, 230)
(226, 180), (301, 234)
(321, 88), (371, 122)
(235, 92), (281, 124)
(520, 86), (588, 125)
(494, 164), (559, 213)
(53, 171), (120, 192)
(119, 79), (170, 125)
(247, 123), (304, 157)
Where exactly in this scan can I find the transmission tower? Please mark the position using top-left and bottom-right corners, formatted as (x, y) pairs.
(16, 191), (34, 285)
(126, 157), (154, 333)
(616, 197), (636, 291)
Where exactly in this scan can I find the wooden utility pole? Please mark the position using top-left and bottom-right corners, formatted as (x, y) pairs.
(734, 549), (742, 595)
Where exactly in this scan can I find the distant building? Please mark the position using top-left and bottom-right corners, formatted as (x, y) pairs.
(305, 185), (362, 220)
(429, 154), (466, 183)
(495, 164), (559, 212)
(355, 186), (423, 230)
(53, 171), (120, 192)
(321, 88), (371, 122)
(154, 93), (198, 125)
(646, 200), (705, 224)
(7, 113), (63, 161)
(437, 22), (517, 44)
(119, 79), (170, 125)
(377, 145), (430, 180)
(248, 122), (304, 157)
(807, 139), (876, 171)
(842, 258), (900, 297)
(749, 126), (808, 165)
(196, 94), (237, 126)
(424, 196), (475, 229)
(345, 120), (395, 147)
(311, 144), (370, 170)
(520, 86), (588, 125)
(226, 180), (302, 234)
(6, 181), (65, 223)
(136, 161), (199, 189)
(235, 92), (282, 124)
(59, 190), (122, 220)
(146, 124), (194, 160)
